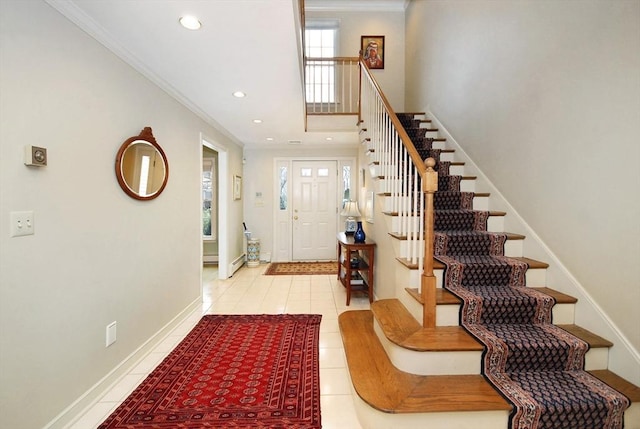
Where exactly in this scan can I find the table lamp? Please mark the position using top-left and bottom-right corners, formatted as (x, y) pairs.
(341, 201), (361, 234)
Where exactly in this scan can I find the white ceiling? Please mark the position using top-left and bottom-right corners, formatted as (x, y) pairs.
(45, 0), (407, 149)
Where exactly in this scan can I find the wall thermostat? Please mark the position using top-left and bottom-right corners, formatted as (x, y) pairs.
(24, 145), (47, 167)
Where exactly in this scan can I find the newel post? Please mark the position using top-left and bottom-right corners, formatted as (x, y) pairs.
(422, 158), (438, 328)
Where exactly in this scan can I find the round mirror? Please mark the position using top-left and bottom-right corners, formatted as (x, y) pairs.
(115, 127), (169, 200)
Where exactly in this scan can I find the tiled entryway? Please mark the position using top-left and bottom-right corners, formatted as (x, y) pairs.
(69, 264), (369, 428)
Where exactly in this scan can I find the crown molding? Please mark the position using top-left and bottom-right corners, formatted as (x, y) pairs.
(305, 0), (409, 12)
(44, 0), (243, 147)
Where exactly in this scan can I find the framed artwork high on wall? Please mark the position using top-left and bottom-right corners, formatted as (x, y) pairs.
(361, 35), (385, 69)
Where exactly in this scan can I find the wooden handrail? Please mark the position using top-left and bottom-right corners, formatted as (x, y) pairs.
(359, 59), (438, 328)
(303, 57), (360, 115)
(359, 61), (427, 179)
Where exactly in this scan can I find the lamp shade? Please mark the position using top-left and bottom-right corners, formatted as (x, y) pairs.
(341, 201), (361, 234)
(340, 201), (361, 218)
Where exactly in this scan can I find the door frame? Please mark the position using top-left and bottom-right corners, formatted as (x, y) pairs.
(272, 156), (356, 262)
(202, 135), (229, 279)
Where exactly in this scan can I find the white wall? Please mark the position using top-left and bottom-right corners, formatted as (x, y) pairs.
(0, 2), (242, 428)
(405, 0), (640, 383)
(308, 9), (405, 111)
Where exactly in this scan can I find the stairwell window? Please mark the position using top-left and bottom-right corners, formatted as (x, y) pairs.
(305, 20), (338, 105)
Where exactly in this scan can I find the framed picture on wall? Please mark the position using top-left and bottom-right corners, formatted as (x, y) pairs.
(233, 175), (242, 200)
(365, 191), (374, 223)
(361, 35), (385, 69)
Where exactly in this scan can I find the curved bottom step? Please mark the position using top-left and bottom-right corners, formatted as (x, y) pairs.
(339, 309), (640, 429)
(338, 310), (511, 416)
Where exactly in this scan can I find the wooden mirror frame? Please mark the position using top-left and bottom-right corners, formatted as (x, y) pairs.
(115, 127), (169, 200)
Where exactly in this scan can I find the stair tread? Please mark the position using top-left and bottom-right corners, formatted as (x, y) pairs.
(389, 231), (524, 241)
(407, 287), (578, 306)
(384, 210), (506, 217)
(530, 287), (578, 303)
(398, 111), (426, 116)
(372, 299), (483, 351)
(557, 324), (614, 348)
(339, 310), (512, 413)
(397, 256), (549, 270)
(589, 370), (640, 402)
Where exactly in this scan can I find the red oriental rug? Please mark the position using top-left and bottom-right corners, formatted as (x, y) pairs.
(99, 314), (322, 428)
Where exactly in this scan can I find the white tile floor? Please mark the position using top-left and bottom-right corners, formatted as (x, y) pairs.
(69, 264), (370, 429)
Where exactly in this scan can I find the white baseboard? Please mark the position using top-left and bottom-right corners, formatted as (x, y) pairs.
(44, 298), (202, 429)
(203, 254), (218, 263)
(229, 253), (246, 275)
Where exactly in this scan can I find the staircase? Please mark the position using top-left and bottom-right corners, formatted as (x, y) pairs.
(339, 111), (640, 429)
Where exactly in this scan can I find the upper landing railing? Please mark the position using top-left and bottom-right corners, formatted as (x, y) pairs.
(304, 57), (360, 116)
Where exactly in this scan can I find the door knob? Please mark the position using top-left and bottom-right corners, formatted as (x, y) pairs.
(294, 216), (298, 220)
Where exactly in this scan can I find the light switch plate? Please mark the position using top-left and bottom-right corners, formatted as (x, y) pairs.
(10, 211), (34, 237)
(106, 321), (117, 347)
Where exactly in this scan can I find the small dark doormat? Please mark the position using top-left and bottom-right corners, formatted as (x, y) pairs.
(264, 261), (337, 276)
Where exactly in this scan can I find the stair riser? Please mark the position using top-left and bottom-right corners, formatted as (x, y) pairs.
(440, 151), (455, 162)
(448, 164), (464, 175)
(352, 381), (638, 429)
(400, 290), (576, 327)
(393, 239), (522, 259)
(405, 265), (546, 290)
(387, 215), (505, 236)
(487, 215), (503, 232)
(460, 178), (475, 192)
(435, 303), (575, 327)
(382, 195), (419, 213)
(373, 320), (482, 375)
(625, 405), (640, 429)
(432, 139), (447, 150)
(473, 195), (489, 211)
(585, 348), (609, 371)
(380, 193), (490, 213)
(351, 392), (510, 429)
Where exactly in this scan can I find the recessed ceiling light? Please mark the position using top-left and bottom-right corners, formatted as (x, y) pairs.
(232, 91), (246, 98)
(252, 119), (262, 124)
(179, 15), (201, 30)
(266, 137), (274, 141)
(325, 137), (333, 141)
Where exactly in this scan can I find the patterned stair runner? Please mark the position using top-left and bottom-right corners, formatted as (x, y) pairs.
(398, 113), (630, 429)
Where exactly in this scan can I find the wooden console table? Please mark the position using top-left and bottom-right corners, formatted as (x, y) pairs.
(337, 232), (375, 305)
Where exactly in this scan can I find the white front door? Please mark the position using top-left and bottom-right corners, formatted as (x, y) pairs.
(292, 160), (338, 261)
